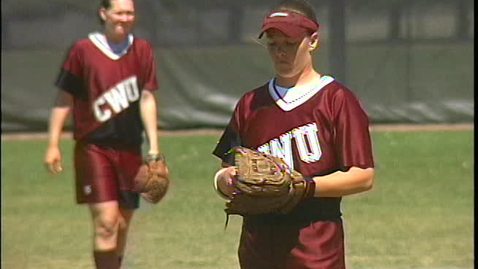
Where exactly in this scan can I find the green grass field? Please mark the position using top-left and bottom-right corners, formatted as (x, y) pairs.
(1, 130), (473, 269)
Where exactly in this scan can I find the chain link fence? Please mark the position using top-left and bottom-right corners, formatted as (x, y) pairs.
(1, 0), (473, 131)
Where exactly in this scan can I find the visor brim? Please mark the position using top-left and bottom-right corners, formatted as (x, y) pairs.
(258, 24), (309, 39)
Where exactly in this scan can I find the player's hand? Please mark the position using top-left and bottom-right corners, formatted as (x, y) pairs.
(44, 146), (64, 174)
(215, 166), (238, 198)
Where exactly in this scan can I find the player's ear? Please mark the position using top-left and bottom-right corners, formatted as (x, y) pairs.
(309, 32), (319, 51)
(99, 8), (107, 22)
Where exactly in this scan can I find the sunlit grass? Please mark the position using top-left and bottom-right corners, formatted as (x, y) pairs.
(1, 131), (473, 269)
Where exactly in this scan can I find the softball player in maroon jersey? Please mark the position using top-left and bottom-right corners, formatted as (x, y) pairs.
(213, 0), (375, 268)
(44, 1), (161, 268)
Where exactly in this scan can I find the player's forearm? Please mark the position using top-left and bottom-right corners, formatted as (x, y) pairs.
(140, 90), (159, 154)
(47, 107), (71, 148)
(47, 90), (73, 148)
(312, 167), (374, 197)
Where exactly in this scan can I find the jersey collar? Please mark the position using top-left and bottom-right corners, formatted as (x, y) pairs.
(88, 32), (134, 60)
(268, 75), (334, 111)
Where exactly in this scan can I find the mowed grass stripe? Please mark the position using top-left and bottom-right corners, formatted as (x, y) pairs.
(1, 131), (473, 269)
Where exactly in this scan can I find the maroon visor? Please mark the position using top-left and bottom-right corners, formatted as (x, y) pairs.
(258, 11), (319, 39)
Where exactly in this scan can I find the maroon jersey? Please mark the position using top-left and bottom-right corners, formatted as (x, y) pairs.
(55, 33), (158, 147)
(213, 76), (374, 221)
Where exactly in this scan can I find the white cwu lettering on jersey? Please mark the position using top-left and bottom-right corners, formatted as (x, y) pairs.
(93, 76), (140, 122)
(257, 123), (322, 170)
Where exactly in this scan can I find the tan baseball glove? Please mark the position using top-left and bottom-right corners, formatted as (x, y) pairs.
(225, 147), (315, 216)
(135, 153), (170, 204)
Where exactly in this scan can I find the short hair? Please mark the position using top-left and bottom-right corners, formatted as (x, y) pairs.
(98, 0), (112, 25)
(272, 0), (317, 23)
(100, 0), (113, 10)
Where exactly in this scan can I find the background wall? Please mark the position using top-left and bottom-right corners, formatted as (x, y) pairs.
(1, 0), (474, 131)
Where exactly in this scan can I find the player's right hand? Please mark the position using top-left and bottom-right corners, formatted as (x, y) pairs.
(44, 147), (63, 174)
(214, 166), (238, 199)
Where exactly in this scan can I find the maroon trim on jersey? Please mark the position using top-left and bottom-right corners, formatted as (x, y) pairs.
(259, 11), (319, 39)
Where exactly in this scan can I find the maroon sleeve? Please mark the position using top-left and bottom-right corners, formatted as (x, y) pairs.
(212, 98), (244, 164)
(141, 42), (158, 91)
(55, 42), (85, 97)
(332, 87), (374, 169)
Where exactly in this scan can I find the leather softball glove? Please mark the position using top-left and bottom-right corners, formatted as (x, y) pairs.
(225, 147), (315, 216)
(135, 153), (169, 204)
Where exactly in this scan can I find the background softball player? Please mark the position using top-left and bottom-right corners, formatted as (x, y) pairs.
(43, 0), (161, 268)
(213, 0), (375, 268)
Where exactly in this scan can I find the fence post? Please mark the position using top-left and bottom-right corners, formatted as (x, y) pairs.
(228, 2), (244, 44)
(328, 0), (347, 84)
(455, 0), (470, 41)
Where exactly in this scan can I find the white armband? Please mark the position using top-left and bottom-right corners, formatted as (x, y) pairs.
(213, 167), (232, 200)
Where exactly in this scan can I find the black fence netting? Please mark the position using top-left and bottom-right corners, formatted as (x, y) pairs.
(1, 0), (473, 131)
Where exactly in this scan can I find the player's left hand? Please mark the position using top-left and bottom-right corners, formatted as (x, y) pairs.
(135, 153), (170, 204)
